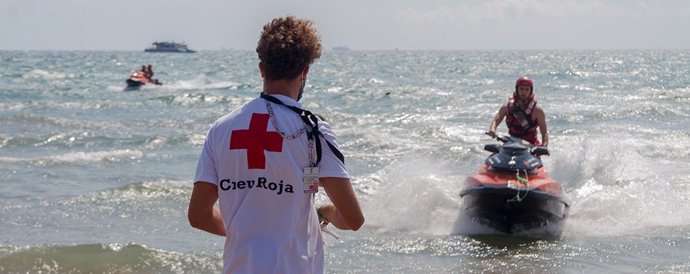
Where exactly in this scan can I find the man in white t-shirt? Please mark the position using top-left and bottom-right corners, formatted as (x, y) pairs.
(187, 16), (364, 274)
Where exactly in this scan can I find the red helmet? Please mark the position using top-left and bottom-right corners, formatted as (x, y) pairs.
(515, 76), (533, 91)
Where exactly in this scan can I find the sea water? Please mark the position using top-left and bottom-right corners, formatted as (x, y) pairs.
(1, 50), (690, 273)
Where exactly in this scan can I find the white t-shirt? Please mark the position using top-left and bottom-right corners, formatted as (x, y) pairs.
(194, 94), (349, 274)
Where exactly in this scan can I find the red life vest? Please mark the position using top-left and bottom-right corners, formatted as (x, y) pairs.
(505, 95), (540, 145)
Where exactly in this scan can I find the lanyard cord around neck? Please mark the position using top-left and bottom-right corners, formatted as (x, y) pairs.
(260, 94), (345, 166)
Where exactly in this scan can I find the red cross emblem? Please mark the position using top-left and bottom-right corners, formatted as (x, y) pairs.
(229, 113), (283, 169)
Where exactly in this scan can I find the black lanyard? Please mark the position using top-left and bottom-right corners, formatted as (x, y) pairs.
(260, 94), (345, 166)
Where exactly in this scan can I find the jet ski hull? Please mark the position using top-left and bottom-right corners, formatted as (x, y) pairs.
(459, 185), (568, 238)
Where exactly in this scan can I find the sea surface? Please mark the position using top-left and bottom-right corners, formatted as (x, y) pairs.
(1, 50), (690, 273)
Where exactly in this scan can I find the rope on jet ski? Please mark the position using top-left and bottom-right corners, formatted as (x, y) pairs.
(508, 169), (530, 202)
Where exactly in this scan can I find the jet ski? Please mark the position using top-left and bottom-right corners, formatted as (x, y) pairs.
(457, 134), (569, 239)
(123, 70), (161, 91)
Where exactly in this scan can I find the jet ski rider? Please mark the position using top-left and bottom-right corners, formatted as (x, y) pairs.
(145, 64), (154, 79)
(487, 76), (549, 147)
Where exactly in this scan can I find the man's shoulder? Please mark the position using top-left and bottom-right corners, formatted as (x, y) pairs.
(532, 105), (545, 114)
(498, 101), (510, 112)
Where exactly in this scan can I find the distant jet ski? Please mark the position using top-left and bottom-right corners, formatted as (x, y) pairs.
(457, 134), (569, 239)
(124, 70), (161, 91)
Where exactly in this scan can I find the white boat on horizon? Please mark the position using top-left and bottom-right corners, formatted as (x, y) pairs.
(144, 41), (196, 53)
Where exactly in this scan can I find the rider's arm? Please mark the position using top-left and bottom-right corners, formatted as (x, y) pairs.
(535, 107), (548, 147)
(488, 104), (509, 138)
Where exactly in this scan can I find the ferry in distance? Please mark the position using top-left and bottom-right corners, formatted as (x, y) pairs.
(145, 41), (196, 53)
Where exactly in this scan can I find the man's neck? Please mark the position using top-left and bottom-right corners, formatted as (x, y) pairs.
(263, 79), (300, 100)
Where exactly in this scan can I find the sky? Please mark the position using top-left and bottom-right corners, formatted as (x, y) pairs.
(1, 0), (689, 51)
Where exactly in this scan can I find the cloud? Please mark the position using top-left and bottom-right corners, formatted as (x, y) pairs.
(376, 0), (690, 49)
(394, 0), (689, 26)
(1, 0), (689, 50)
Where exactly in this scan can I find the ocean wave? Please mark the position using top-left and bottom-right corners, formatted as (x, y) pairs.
(0, 136), (8, 149)
(2, 130), (204, 151)
(147, 92), (251, 108)
(0, 149), (143, 166)
(42, 179), (192, 219)
(0, 243), (221, 274)
(170, 77), (246, 91)
(0, 180), (195, 251)
(23, 69), (68, 80)
(96, 179), (191, 203)
(1, 113), (129, 135)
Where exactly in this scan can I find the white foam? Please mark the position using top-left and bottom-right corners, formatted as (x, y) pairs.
(549, 135), (690, 237)
(24, 69), (66, 80)
(361, 156), (464, 235)
(0, 149), (143, 165)
(167, 76), (239, 91)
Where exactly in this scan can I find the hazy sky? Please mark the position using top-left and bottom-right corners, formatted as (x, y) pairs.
(2, 0), (689, 51)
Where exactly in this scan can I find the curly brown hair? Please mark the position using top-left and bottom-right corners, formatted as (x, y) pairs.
(256, 16), (322, 81)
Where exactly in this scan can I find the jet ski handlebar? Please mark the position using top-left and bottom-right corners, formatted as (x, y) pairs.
(484, 132), (550, 157)
(485, 132), (523, 144)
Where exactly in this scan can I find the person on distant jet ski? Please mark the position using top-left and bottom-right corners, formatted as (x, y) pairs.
(487, 76), (549, 147)
(145, 64), (162, 85)
(145, 64), (154, 79)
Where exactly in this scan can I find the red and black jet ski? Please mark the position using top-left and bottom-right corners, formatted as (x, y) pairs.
(124, 70), (161, 91)
(457, 134), (569, 239)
